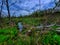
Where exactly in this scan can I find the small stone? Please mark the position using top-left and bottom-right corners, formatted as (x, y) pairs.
(28, 30), (31, 32)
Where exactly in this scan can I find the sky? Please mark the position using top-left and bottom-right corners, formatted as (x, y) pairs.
(0, 0), (59, 16)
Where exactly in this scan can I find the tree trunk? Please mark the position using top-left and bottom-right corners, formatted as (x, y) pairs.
(6, 0), (11, 21)
(0, 0), (3, 20)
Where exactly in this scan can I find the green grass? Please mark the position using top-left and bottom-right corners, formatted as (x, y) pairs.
(51, 25), (60, 29)
(3, 17), (52, 26)
(0, 26), (60, 45)
(0, 27), (18, 44)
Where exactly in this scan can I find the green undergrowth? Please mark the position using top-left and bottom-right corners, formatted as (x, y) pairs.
(0, 27), (60, 45)
(0, 27), (18, 44)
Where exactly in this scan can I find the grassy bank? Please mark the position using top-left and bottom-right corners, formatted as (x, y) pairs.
(0, 12), (60, 45)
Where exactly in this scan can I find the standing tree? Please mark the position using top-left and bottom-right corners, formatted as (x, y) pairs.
(6, 0), (11, 21)
(0, 0), (3, 20)
(5, 0), (16, 21)
(53, 0), (60, 11)
(0, 0), (4, 28)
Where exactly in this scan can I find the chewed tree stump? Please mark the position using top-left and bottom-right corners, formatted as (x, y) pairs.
(18, 22), (23, 32)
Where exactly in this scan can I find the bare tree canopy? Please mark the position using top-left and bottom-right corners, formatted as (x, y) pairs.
(0, 0), (3, 19)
